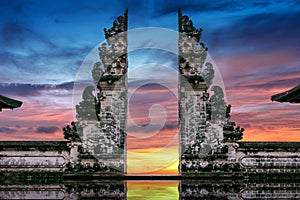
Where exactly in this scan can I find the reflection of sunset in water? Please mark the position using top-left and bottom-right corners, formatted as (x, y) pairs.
(127, 181), (179, 200)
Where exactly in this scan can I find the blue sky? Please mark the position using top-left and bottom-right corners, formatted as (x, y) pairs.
(1, 0), (299, 84)
(0, 0), (300, 144)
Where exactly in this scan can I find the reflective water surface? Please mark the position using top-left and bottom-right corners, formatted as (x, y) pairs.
(1, 178), (299, 199)
(127, 181), (178, 199)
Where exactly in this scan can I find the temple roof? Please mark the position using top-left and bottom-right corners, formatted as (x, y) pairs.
(271, 84), (300, 103)
(0, 95), (22, 111)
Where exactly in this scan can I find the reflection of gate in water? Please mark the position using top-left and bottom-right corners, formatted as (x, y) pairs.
(0, 179), (300, 199)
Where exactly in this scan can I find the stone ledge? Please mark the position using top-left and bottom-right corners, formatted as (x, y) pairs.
(0, 141), (70, 151)
(237, 142), (300, 150)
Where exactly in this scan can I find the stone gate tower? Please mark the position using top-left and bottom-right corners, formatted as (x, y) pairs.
(71, 10), (128, 174)
(178, 10), (231, 175)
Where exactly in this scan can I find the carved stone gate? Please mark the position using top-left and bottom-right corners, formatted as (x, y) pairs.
(1, 10), (299, 178)
(64, 9), (300, 176)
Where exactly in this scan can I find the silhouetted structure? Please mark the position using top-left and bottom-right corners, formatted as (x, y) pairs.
(0, 95), (22, 111)
(271, 84), (300, 103)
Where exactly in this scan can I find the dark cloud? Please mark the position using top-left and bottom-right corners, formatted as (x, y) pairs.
(55, 82), (75, 91)
(1, 21), (26, 43)
(0, 0), (29, 14)
(0, 5), (93, 84)
(0, 21), (56, 50)
(209, 10), (300, 56)
(0, 127), (17, 133)
(35, 126), (59, 133)
(125, 0), (247, 18)
(0, 83), (45, 97)
(0, 44), (88, 71)
(127, 122), (177, 135)
(124, 0), (295, 20)
(163, 123), (178, 130)
(153, 1), (227, 16)
(223, 64), (300, 95)
(236, 77), (300, 90)
(0, 82), (74, 97)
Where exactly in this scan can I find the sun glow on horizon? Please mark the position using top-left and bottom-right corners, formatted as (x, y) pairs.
(127, 146), (179, 174)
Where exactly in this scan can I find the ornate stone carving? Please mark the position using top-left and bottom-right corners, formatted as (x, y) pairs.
(178, 10), (207, 78)
(68, 10), (128, 173)
(75, 86), (100, 121)
(209, 86), (226, 124)
(104, 9), (128, 40)
(98, 10), (128, 81)
(178, 9), (202, 42)
(92, 62), (103, 85)
(223, 107), (244, 142)
(178, 10), (244, 174)
(63, 121), (81, 142)
(202, 62), (214, 87)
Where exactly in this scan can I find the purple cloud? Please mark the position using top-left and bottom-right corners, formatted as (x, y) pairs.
(35, 126), (59, 134)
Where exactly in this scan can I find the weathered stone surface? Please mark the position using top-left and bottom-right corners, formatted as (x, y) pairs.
(0, 181), (126, 199)
(0, 141), (70, 172)
(236, 142), (300, 173)
(180, 180), (300, 200)
(178, 10), (236, 175)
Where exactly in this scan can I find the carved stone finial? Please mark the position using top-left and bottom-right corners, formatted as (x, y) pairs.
(178, 9), (203, 42)
(104, 9), (128, 39)
(178, 10), (209, 82)
(99, 10), (128, 79)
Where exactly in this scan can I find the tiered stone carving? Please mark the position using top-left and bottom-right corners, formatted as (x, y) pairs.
(63, 10), (128, 174)
(178, 10), (243, 174)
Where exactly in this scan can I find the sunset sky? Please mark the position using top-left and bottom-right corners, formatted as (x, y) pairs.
(0, 0), (300, 174)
